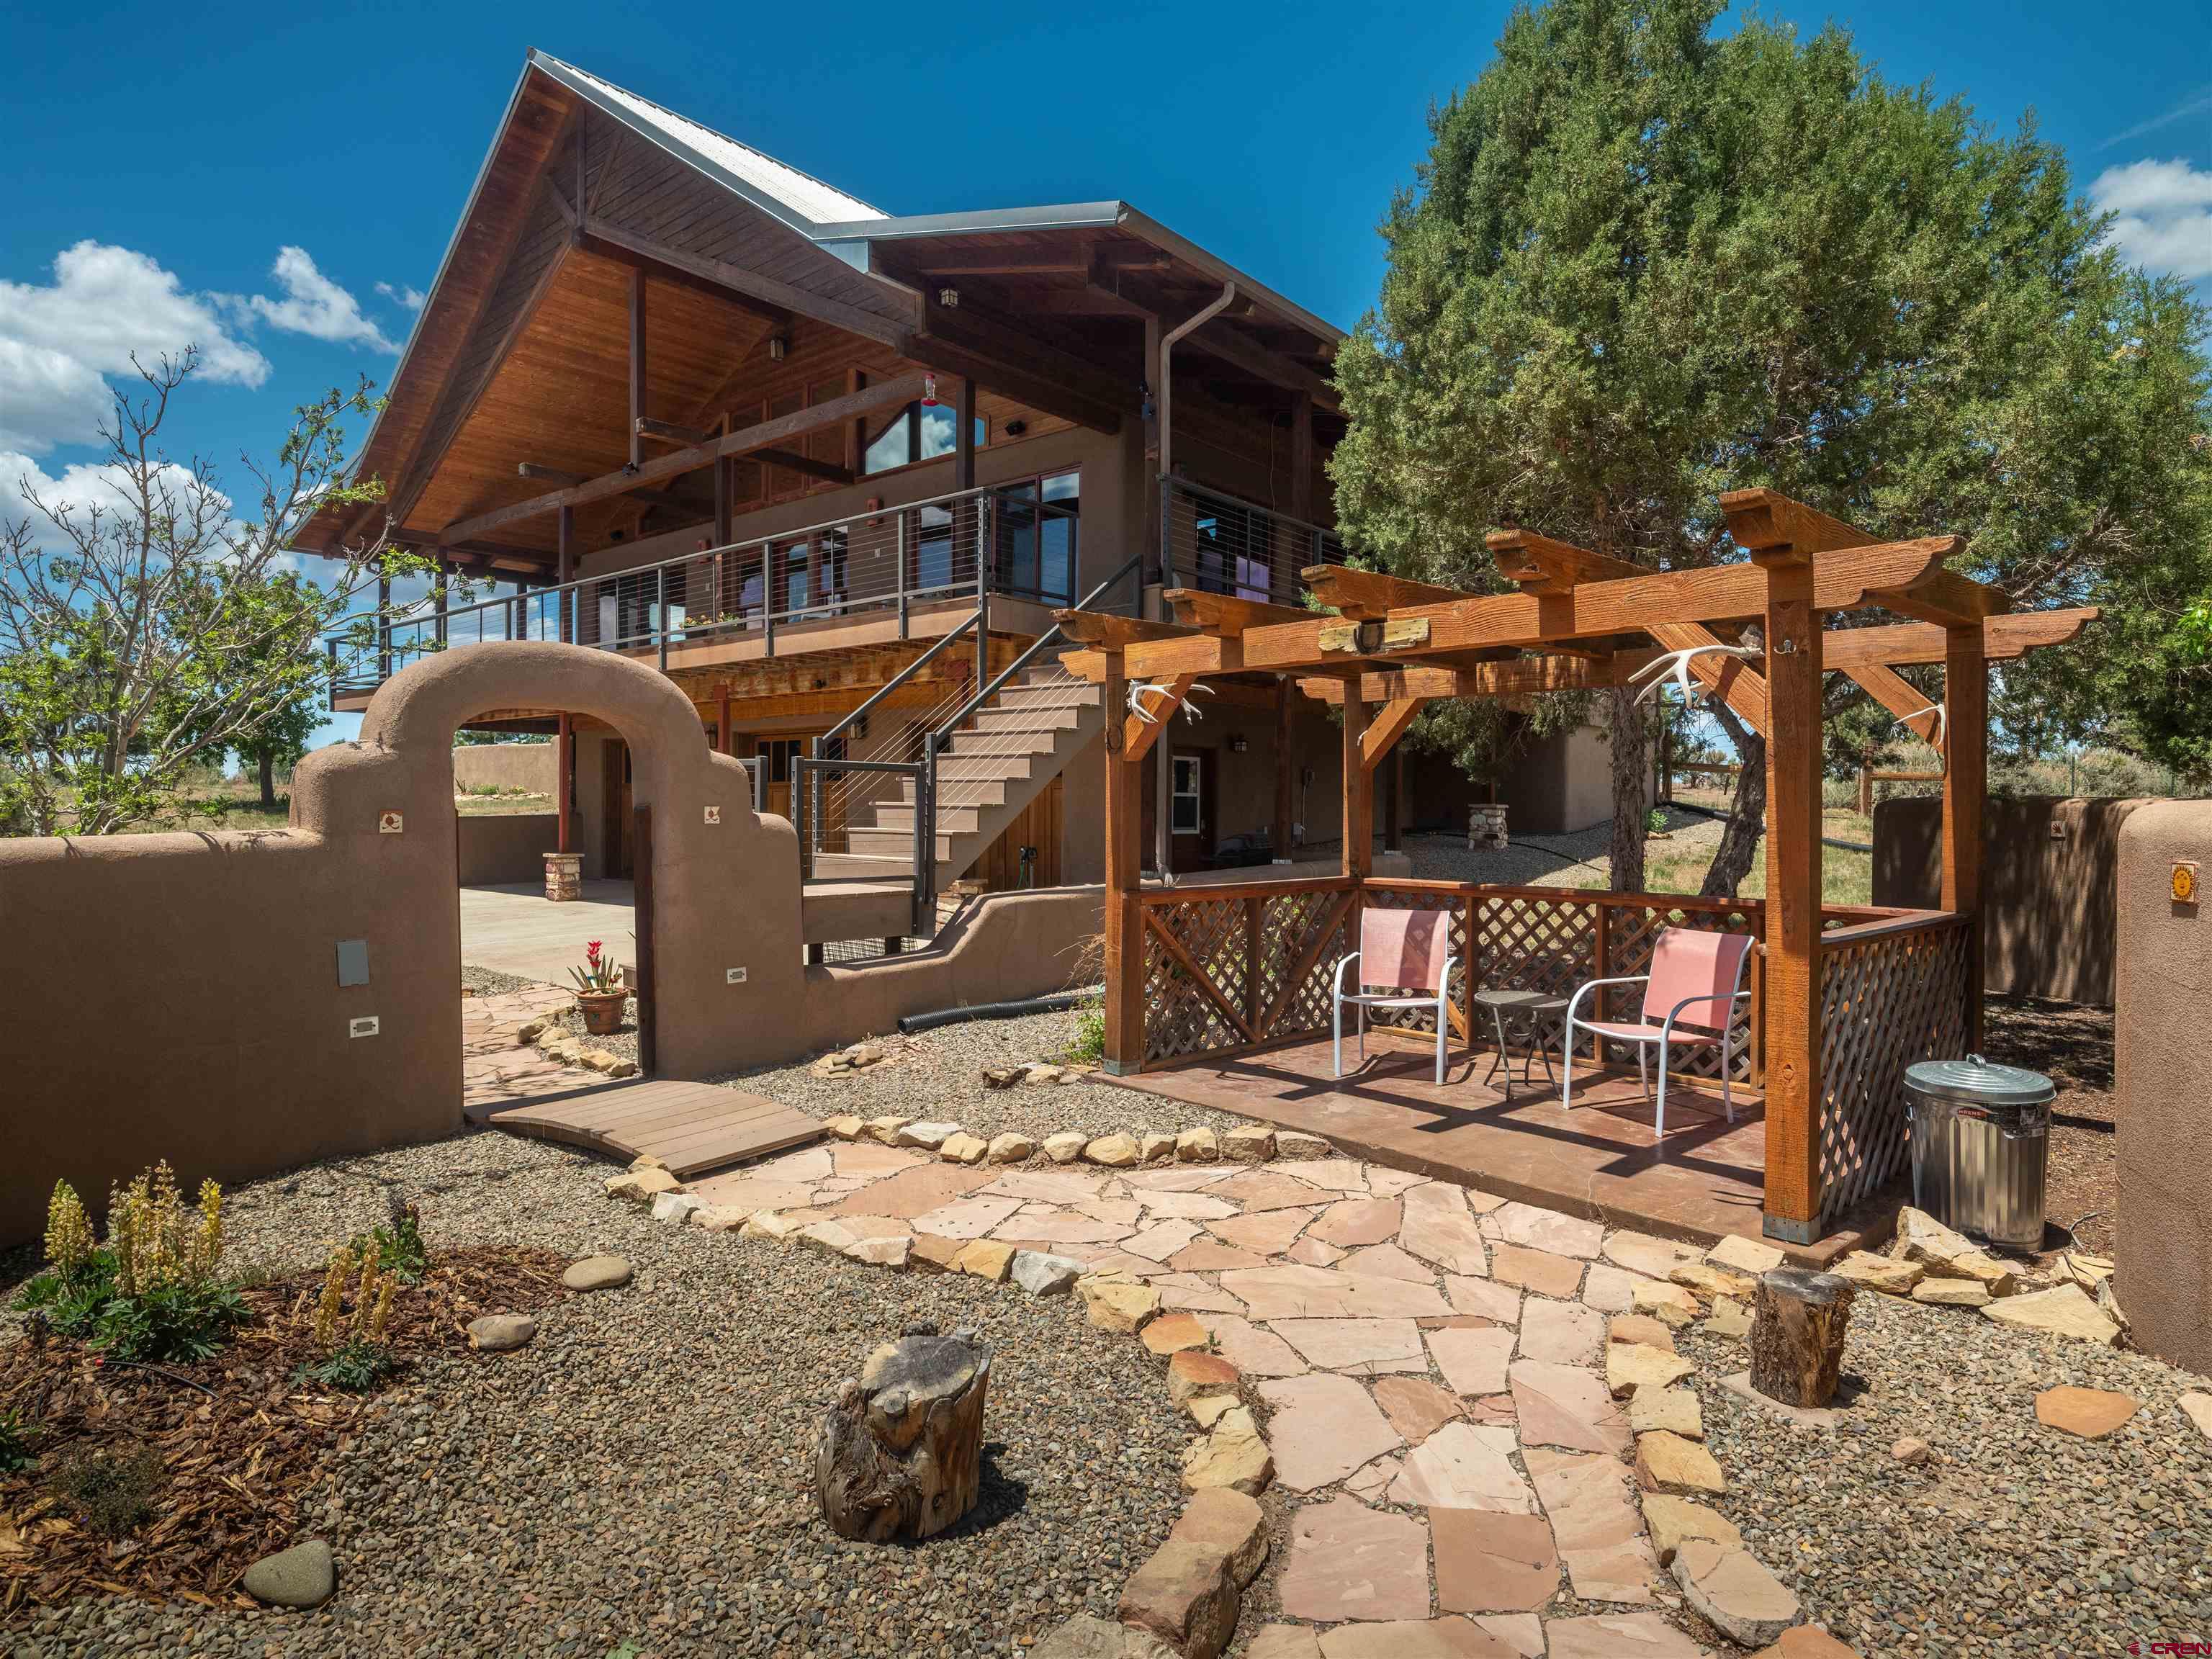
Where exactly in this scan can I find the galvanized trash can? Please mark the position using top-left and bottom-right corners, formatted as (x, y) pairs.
(1904, 1055), (2055, 1252)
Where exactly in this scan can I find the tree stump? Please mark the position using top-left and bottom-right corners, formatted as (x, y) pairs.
(815, 1321), (991, 1541)
(1748, 1267), (1857, 1408)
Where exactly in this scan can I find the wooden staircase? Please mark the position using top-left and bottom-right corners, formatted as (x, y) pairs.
(810, 667), (1104, 889)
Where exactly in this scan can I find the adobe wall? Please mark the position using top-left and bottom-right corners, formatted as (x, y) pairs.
(2113, 799), (2212, 1376)
(458, 812), (561, 886)
(451, 742), (556, 796)
(1874, 796), (2150, 1005)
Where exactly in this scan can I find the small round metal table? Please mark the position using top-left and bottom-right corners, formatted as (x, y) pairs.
(1471, 989), (1569, 1102)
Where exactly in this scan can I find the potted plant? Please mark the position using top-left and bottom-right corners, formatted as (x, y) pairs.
(569, 940), (629, 1035)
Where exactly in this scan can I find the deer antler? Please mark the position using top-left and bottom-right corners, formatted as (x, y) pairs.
(1627, 643), (1760, 708)
(1128, 681), (1214, 723)
(1896, 701), (1948, 755)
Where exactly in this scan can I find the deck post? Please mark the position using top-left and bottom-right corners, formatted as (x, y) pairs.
(1272, 675), (1295, 863)
(1102, 646), (1146, 1074)
(1755, 556), (1825, 1244)
(555, 714), (572, 853)
(1341, 691), (1372, 882)
(1943, 625), (1987, 1051)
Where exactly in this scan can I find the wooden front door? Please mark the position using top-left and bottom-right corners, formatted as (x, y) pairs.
(601, 739), (634, 878)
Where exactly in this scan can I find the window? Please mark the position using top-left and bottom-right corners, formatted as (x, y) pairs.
(863, 400), (989, 475)
(1171, 753), (1205, 835)
(992, 469), (1079, 604)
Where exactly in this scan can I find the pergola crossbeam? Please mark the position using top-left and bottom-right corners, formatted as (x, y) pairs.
(1359, 696), (1430, 771)
(1300, 564), (1465, 619)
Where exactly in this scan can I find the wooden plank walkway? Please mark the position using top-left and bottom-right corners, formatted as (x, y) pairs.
(480, 1079), (824, 1179)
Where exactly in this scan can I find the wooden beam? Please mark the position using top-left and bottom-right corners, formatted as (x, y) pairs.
(904, 333), (1124, 437)
(1163, 589), (1310, 635)
(444, 374), (927, 541)
(1184, 322), (1341, 410)
(1867, 569), (2011, 628)
(1341, 694), (1372, 880)
(910, 300), (1130, 433)
(1821, 607), (2098, 670)
(580, 216), (917, 348)
(1303, 564), (1469, 620)
(628, 267), (648, 468)
(636, 415), (711, 446)
(513, 462), (695, 513)
(1944, 624), (1988, 1051)
(1359, 696), (1429, 772)
(1102, 647), (1144, 1074)
(1052, 613), (1197, 649)
(1124, 675), (1197, 764)
(1296, 653), (1626, 706)
(1760, 551), (1824, 1244)
(1720, 488), (1871, 563)
(1848, 660), (1944, 750)
(753, 448), (855, 485)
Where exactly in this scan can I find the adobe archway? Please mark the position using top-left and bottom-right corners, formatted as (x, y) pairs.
(294, 641), (809, 1084)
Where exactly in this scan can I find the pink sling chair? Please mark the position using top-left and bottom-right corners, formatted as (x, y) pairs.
(1560, 927), (1753, 1135)
(1333, 907), (1459, 1085)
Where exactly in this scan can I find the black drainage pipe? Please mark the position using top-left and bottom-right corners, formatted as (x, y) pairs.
(897, 987), (1102, 1035)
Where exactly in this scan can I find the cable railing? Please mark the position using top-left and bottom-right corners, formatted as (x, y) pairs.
(1159, 474), (1352, 608)
(326, 482), (1075, 700)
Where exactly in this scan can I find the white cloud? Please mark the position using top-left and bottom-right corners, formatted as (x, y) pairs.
(2092, 158), (2212, 282)
(375, 280), (426, 312)
(0, 446), (229, 543)
(238, 246), (398, 353)
(0, 338), (115, 454)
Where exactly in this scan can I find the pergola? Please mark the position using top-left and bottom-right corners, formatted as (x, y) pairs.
(1059, 489), (2095, 1244)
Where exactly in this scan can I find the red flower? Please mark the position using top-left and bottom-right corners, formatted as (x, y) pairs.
(585, 940), (603, 960)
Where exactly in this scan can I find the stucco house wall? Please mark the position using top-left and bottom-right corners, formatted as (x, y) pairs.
(451, 742), (556, 796)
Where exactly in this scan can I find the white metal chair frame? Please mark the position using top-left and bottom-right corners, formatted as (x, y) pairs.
(1333, 950), (1460, 1086)
(1559, 945), (1753, 1136)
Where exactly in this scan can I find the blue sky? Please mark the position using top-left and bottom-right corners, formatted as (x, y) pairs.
(4, 0), (2207, 752)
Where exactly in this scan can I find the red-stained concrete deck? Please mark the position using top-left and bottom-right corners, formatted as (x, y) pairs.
(1107, 1028), (1892, 1264)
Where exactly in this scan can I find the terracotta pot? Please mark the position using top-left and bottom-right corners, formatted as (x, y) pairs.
(574, 989), (628, 1036)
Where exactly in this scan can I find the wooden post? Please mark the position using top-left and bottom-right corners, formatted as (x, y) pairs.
(1341, 693), (1372, 881)
(1758, 559), (1825, 1244)
(714, 454), (732, 549)
(1857, 747), (1874, 817)
(633, 801), (655, 1076)
(555, 714), (573, 854)
(1102, 647), (1145, 1074)
(956, 376), (977, 492)
(1385, 747), (1404, 853)
(628, 267), (647, 469)
(717, 685), (733, 755)
(557, 506), (575, 644)
(1143, 313), (1164, 586)
(1273, 676), (1295, 863)
(1244, 894), (1264, 1038)
(1943, 626), (1987, 1051)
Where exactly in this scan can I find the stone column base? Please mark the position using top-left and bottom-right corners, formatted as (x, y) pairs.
(544, 851), (583, 902)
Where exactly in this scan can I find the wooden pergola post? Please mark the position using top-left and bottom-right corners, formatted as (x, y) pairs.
(1273, 675), (1295, 863)
(1943, 626), (1987, 1050)
(1340, 691), (1372, 881)
(1101, 645), (1146, 1075)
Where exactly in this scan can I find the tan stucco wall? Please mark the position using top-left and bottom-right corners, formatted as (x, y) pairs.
(451, 742), (555, 796)
(1874, 796), (2150, 1006)
(457, 812), (561, 886)
(2113, 799), (2212, 1377)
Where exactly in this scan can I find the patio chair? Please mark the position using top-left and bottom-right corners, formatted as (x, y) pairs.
(1560, 927), (1754, 1135)
(1333, 907), (1459, 1085)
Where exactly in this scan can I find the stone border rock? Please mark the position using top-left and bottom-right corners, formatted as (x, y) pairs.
(816, 1114), (1332, 1172)
(516, 1012), (639, 1079)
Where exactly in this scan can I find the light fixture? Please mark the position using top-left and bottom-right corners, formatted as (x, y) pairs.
(768, 334), (787, 361)
(1004, 418), (1028, 438)
(938, 287), (959, 308)
(1230, 734), (1248, 753)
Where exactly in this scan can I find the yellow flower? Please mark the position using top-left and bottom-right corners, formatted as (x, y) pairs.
(42, 1180), (94, 1274)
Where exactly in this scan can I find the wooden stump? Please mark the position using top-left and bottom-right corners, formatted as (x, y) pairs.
(815, 1321), (991, 1541)
(1748, 1266), (1857, 1408)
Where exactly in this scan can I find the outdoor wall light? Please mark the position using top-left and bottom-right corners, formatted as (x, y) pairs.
(768, 335), (788, 361)
(1230, 734), (1248, 753)
(1004, 418), (1028, 437)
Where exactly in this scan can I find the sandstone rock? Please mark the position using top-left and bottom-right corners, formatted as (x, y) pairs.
(1545, 1614), (1706, 1659)
(1011, 1249), (1085, 1297)
(1030, 1614), (1179, 1659)
(909, 1234), (968, 1273)
(1274, 1130), (1334, 1160)
(467, 1314), (537, 1353)
(1168, 1349), (1241, 1405)
(1911, 1277), (1991, 1308)
(1629, 1388), (1704, 1440)
(1180, 1406), (1272, 1495)
(1640, 1493), (1742, 1566)
(1707, 1234), (1787, 1276)
(1222, 1123), (1276, 1163)
(2180, 1392), (2212, 1442)
(2034, 1385), (2139, 1439)
(851, 1041), (886, 1066)
(1086, 1133), (1142, 1168)
(1673, 1539), (1801, 1647)
(607, 1060), (639, 1079)
(1187, 1393), (1239, 1429)
(1834, 1249), (1923, 1295)
(1044, 1131), (1089, 1165)
(1890, 1436), (1931, 1466)
(986, 1132), (1038, 1164)
(1117, 1539), (1238, 1659)
(1277, 1496), (1429, 1622)
(516, 1017), (550, 1045)
(580, 1048), (621, 1073)
(604, 1166), (680, 1205)
(1704, 1297), (1753, 1341)
(1748, 1629), (1867, 1659)
(1671, 1259), (1758, 1300)
(1080, 1277), (1162, 1333)
(1142, 1312), (1210, 1356)
(691, 1205), (749, 1231)
(1175, 1127), (1220, 1163)
(741, 1210), (806, 1241)
(1890, 1206), (2016, 1293)
(649, 1191), (704, 1225)
(624, 1154), (663, 1173)
(939, 1133), (989, 1165)
(1173, 1486), (1269, 1587)
(824, 1115), (866, 1141)
(896, 1120), (961, 1150)
(1131, 1130), (1173, 1162)
(955, 1238), (1016, 1282)
(1245, 1627), (1323, 1659)
(1607, 1342), (1695, 1398)
(561, 1254), (633, 1292)
(1431, 1508), (1560, 1614)
(240, 1539), (335, 1609)
(1632, 1279), (1702, 1328)
(1609, 1314), (1678, 1352)
(1636, 1431), (1725, 1496)
(1980, 1283), (2121, 1345)
(865, 1115), (914, 1145)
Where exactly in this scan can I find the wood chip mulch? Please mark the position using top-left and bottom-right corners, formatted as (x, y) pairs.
(0, 1244), (569, 1614)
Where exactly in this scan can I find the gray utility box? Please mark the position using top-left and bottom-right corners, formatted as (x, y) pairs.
(1904, 1054), (2055, 1253)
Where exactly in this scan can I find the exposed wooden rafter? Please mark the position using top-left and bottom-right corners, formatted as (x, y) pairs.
(581, 215), (915, 347)
(1300, 565), (1465, 620)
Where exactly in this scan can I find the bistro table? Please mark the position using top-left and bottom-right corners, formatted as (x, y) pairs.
(1471, 988), (1570, 1103)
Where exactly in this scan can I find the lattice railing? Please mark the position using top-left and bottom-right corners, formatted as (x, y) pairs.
(1816, 912), (1972, 1223)
(1138, 879), (1355, 1067)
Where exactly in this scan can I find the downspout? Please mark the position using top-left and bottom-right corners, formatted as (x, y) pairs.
(1153, 282), (1235, 886)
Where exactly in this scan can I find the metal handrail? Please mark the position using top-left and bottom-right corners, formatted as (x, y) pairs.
(1159, 473), (1351, 601)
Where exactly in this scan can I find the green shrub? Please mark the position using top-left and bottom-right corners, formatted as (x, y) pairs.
(50, 1443), (163, 1537)
(361, 1202), (428, 1284)
(16, 1248), (249, 1363)
(293, 1338), (398, 1393)
(0, 1408), (35, 1475)
(1067, 1002), (1106, 1066)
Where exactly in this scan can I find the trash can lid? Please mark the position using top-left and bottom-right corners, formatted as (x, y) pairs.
(1905, 1053), (2055, 1108)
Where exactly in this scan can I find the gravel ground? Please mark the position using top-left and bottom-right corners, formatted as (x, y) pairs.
(461, 963), (547, 999)
(1983, 996), (2118, 1258)
(714, 1007), (1249, 1141)
(554, 997), (641, 1065)
(1306, 804), (1711, 889)
(1679, 1287), (2212, 1658)
(8, 1132), (1191, 1659)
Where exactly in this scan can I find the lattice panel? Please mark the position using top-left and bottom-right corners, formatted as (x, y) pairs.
(1255, 890), (1353, 1041)
(1361, 890), (1469, 1037)
(1140, 897), (1250, 1065)
(1817, 921), (1971, 1221)
(1604, 903), (1762, 1084)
